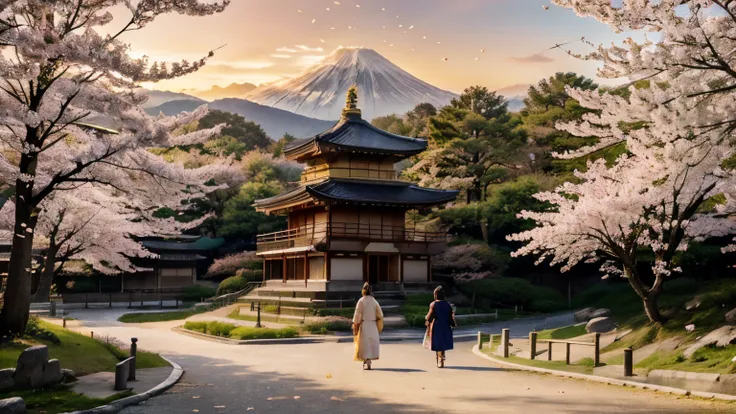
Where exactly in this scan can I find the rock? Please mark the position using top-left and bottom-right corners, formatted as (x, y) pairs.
(725, 307), (736, 324)
(0, 397), (26, 414)
(683, 326), (736, 358)
(61, 368), (76, 383)
(585, 317), (616, 333)
(14, 345), (48, 389)
(574, 307), (595, 323)
(685, 295), (704, 311)
(590, 308), (611, 318)
(42, 359), (62, 386)
(0, 369), (14, 391)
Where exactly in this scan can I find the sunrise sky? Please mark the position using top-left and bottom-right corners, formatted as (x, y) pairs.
(116, 0), (627, 94)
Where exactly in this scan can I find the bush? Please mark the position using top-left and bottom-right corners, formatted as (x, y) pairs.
(458, 278), (566, 312)
(312, 308), (355, 318)
(217, 275), (248, 296)
(205, 321), (237, 337)
(304, 317), (352, 334)
(178, 285), (217, 302)
(25, 316), (61, 344)
(183, 321), (207, 333)
(229, 326), (299, 340)
(206, 251), (262, 279)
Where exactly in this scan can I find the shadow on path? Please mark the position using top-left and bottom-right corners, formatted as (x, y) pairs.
(370, 368), (426, 373)
(442, 366), (503, 372)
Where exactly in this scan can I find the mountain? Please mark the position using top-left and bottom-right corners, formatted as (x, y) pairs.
(247, 47), (458, 120)
(189, 82), (258, 101)
(140, 89), (203, 108)
(496, 84), (531, 113)
(145, 98), (335, 139)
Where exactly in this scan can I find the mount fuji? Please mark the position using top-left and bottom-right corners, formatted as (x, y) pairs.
(247, 47), (458, 120)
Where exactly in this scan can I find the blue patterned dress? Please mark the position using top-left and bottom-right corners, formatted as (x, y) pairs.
(429, 300), (454, 352)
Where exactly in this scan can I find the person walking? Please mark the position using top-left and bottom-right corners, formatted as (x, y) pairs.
(425, 286), (456, 368)
(352, 283), (384, 370)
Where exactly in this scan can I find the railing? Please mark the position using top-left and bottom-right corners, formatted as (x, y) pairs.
(301, 165), (398, 182)
(204, 282), (261, 307)
(477, 328), (602, 367)
(256, 222), (449, 252)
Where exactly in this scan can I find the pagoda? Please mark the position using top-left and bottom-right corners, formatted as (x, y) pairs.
(254, 87), (458, 294)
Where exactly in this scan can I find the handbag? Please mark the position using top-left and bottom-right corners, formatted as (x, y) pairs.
(422, 327), (431, 350)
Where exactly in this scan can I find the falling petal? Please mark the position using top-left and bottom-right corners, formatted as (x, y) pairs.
(326, 7), (330, 11)
(193, 396), (200, 399)
(312, 18), (316, 23)
(480, 49), (485, 53)
(294, 396), (301, 400)
(297, 9), (303, 13)
(474, 57), (479, 61)
(20, 223), (26, 228)
(423, 36), (427, 39)
(399, 24), (403, 27)
(25, 228), (32, 233)
(437, 41), (441, 44)
(381, 7), (386, 11)
(320, 39), (325, 43)
(442, 57), (448, 61)
(331, 27), (335, 30)
(409, 25), (414, 29)
(331, 396), (345, 402)
(356, 4), (360, 7)
(411, 48), (415, 52)
(543, 5), (550, 10)
(214, 406), (225, 409)
(389, 44), (394, 47)
(334, 1), (341, 4)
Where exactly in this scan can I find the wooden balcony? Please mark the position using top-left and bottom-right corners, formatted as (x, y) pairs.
(301, 165), (398, 182)
(256, 222), (449, 253)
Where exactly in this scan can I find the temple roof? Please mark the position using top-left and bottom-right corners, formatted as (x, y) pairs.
(254, 178), (458, 213)
(284, 114), (428, 161)
(141, 237), (225, 252)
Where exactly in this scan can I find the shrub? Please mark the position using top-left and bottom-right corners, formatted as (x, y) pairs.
(206, 251), (262, 279)
(217, 275), (248, 296)
(183, 321), (207, 333)
(229, 326), (299, 340)
(178, 285), (217, 302)
(312, 308), (355, 318)
(205, 321), (236, 337)
(25, 315), (61, 344)
(304, 317), (352, 334)
(457, 278), (566, 312)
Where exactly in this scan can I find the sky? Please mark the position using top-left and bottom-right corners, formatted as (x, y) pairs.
(115, 0), (626, 94)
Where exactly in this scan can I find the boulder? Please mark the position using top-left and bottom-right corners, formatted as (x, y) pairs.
(0, 397), (25, 414)
(13, 345), (48, 389)
(574, 307), (595, 323)
(42, 359), (62, 387)
(725, 307), (736, 324)
(0, 369), (14, 391)
(685, 295), (704, 311)
(684, 326), (736, 358)
(61, 368), (76, 383)
(590, 308), (611, 319)
(585, 317), (616, 333)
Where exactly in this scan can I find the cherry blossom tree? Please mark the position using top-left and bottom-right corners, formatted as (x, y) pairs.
(0, 0), (230, 334)
(509, 1), (736, 324)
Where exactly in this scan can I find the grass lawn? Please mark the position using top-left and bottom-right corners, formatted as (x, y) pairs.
(182, 321), (299, 340)
(480, 346), (597, 375)
(0, 320), (168, 413)
(0, 386), (133, 414)
(537, 324), (587, 340)
(118, 306), (211, 323)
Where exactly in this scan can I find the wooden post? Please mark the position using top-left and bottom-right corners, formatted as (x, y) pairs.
(594, 333), (601, 366)
(50, 301), (57, 317)
(90, 331), (94, 339)
(624, 348), (633, 377)
(282, 254), (287, 283)
(128, 338), (138, 381)
(256, 302), (262, 328)
(477, 331), (483, 350)
(501, 328), (510, 358)
(547, 341), (552, 361)
(529, 332), (537, 360)
(62, 317), (66, 328)
(565, 342), (571, 365)
(304, 251), (308, 288)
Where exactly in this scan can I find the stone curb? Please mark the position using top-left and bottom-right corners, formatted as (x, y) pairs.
(172, 326), (478, 345)
(472, 345), (736, 402)
(62, 356), (185, 414)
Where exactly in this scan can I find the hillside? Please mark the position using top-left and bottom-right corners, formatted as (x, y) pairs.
(248, 47), (457, 120)
(140, 89), (203, 108)
(145, 98), (335, 139)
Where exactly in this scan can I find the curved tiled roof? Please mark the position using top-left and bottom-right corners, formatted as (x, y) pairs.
(254, 178), (458, 212)
(284, 114), (427, 160)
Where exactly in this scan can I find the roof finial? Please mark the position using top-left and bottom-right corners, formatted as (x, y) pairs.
(342, 85), (362, 119)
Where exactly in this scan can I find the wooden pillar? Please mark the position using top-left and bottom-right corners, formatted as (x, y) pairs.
(547, 342), (553, 361)
(304, 252), (309, 287)
(594, 333), (601, 366)
(398, 254), (404, 284)
(529, 332), (537, 360)
(624, 348), (633, 377)
(501, 328), (510, 358)
(282, 254), (287, 284)
(565, 343), (571, 365)
(262, 259), (267, 283)
(477, 332), (483, 350)
(324, 252), (331, 281)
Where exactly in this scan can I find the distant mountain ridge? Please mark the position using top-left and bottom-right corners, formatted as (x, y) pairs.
(145, 98), (334, 139)
(188, 82), (258, 101)
(140, 89), (203, 108)
(247, 47), (458, 121)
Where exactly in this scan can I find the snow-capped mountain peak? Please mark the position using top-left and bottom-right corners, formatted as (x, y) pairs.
(247, 47), (457, 120)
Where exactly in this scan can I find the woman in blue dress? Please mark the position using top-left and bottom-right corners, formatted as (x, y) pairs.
(425, 286), (457, 368)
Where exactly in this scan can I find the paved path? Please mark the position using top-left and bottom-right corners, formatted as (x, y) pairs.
(60, 309), (732, 413)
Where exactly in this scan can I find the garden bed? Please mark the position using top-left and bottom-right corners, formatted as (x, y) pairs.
(0, 319), (167, 413)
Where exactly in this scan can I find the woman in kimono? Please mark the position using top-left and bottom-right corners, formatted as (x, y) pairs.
(425, 286), (456, 368)
(352, 283), (384, 370)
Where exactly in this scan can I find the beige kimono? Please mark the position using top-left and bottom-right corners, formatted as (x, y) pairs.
(353, 295), (383, 361)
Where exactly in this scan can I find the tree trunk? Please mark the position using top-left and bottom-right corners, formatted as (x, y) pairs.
(0, 203), (36, 336)
(642, 294), (665, 325)
(31, 249), (57, 304)
(480, 219), (489, 244)
(624, 265), (667, 325)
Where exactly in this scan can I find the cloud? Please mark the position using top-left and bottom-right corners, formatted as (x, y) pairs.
(271, 54), (293, 59)
(276, 47), (298, 53)
(509, 54), (554, 63)
(298, 55), (327, 67)
(295, 45), (325, 52)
